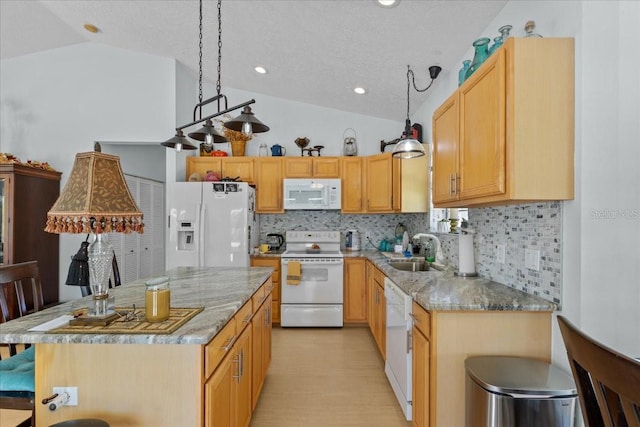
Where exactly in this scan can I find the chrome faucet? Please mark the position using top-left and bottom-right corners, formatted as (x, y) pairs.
(413, 233), (445, 265)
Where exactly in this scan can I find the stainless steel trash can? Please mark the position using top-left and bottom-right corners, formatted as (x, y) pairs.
(465, 356), (578, 427)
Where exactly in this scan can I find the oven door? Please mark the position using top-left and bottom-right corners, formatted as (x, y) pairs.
(280, 257), (343, 303)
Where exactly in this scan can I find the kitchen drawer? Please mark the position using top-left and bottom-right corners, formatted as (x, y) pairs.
(373, 266), (385, 286)
(412, 301), (431, 338)
(252, 284), (266, 309)
(235, 300), (254, 333)
(204, 318), (237, 378)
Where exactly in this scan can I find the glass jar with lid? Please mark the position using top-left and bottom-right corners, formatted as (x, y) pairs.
(145, 276), (170, 322)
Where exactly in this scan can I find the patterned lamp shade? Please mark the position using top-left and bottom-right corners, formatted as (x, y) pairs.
(45, 151), (144, 235)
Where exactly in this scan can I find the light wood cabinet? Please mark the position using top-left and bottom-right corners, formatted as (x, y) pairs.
(411, 303), (431, 427)
(284, 157), (340, 178)
(365, 153), (395, 212)
(0, 164), (60, 308)
(250, 257), (281, 323)
(344, 258), (367, 323)
(432, 37), (575, 208)
(254, 158), (283, 213)
(251, 291), (272, 410)
(205, 324), (252, 427)
(366, 261), (386, 358)
(186, 157), (255, 183)
(410, 301), (551, 427)
(340, 157), (365, 213)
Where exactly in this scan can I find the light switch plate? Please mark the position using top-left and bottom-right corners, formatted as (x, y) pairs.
(496, 244), (506, 264)
(525, 249), (540, 271)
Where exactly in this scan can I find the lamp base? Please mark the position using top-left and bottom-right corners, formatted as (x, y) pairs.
(86, 294), (115, 317)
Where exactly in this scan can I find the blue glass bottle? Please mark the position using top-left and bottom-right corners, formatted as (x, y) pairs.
(465, 37), (491, 80)
(458, 60), (471, 86)
(488, 36), (503, 56)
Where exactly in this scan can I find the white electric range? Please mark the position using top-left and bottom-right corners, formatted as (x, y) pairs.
(280, 231), (344, 327)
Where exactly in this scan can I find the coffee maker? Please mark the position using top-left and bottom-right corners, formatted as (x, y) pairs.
(266, 233), (285, 251)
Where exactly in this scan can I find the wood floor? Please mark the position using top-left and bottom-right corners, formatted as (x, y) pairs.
(251, 326), (411, 427)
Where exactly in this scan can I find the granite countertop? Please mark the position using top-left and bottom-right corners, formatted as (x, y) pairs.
(0, 266), (273, 345)
(345, 250), (556, 312)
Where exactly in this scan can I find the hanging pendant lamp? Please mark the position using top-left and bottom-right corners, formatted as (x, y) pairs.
(162, 0), (268, 151)
(224, 106), (270, 137)
(393, 65), (442, 159)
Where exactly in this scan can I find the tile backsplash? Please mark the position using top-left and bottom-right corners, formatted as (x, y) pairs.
(259, 202), (563, 306)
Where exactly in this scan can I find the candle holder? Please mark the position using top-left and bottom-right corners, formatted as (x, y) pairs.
(449, 218), (459, 233)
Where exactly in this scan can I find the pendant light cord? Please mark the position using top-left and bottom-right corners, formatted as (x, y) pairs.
(406, 65), (412, 125)
(216, 0), (222, 111)
(197, 0), (203, 119)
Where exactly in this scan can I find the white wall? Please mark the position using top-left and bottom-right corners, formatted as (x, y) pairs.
(413, 0), (640, 369)
(0, 42), (176, 301)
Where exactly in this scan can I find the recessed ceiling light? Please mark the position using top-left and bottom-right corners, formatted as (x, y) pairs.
(376, 0), (400, 8)
(83, 23), (99, 33)
(354, 87), (367, 95)
(254, 66), (268, 74)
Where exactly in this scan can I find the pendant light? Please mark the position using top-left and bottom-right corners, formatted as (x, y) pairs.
(162, 0), (269, 151)
(392, 65), (442, 159)
(188, 0), (227, 145)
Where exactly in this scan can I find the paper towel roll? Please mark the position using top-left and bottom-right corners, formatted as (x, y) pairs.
(458, 233), (476, 275)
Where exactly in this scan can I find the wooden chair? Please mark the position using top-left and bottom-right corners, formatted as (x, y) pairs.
(0, 260), (44, 427)
(558, 315), (640, 427)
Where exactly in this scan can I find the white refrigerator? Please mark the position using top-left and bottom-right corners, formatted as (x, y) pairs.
(167, 182), (259, 269)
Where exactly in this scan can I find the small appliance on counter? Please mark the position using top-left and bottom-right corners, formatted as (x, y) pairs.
(266, 233), (285, 251)
(345, 229), (360, 251)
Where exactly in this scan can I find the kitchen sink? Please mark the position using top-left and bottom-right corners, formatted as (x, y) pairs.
(388, 260), (430, 272)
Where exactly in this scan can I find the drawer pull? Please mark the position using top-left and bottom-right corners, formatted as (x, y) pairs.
(221, 335), (237, 352)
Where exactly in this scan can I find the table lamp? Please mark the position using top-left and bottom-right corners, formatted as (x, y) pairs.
(45, 145), (143, 316)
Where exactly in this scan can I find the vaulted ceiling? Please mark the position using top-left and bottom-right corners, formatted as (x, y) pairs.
(0, 0), (508, 121)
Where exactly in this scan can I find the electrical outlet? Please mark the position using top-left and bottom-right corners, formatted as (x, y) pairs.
(496, 244), (506, 264)
(53, 386), (78, 406)
(524, 249), (540, 271)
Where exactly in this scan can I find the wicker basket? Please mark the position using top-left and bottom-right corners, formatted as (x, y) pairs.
(230, 140), (246, 157)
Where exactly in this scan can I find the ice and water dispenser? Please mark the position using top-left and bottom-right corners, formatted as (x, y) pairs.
(177, 221), (196, 251)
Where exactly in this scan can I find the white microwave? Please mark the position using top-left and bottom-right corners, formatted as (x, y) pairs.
(283, 178), (341, 210)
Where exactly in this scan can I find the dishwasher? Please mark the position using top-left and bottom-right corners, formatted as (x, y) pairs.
(384, 277), (413, 420)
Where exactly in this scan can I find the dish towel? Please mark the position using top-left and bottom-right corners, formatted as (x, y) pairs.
(286, 261), (301, 286)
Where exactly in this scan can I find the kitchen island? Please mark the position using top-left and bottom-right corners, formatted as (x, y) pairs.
(0, 266), (274, 426)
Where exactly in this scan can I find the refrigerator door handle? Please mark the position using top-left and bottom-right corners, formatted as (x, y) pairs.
(198, 202), (206, 267)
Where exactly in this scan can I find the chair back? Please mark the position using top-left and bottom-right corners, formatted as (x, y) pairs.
(0, 261), (44, 323)
(558, 315), (640, 427)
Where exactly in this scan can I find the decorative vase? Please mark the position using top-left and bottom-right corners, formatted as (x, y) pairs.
(465, 37), (491, 81)
(498, 24), (512, 41)
(458, 60), (471, 86)
(488, 36), (503, 56)
(230, 140), (246, 157)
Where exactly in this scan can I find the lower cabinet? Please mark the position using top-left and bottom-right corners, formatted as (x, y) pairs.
(410, 301), (551, 427)
(204, 279), (273, 427)
(250, 257), (281, 323)
(204, 326), (252, 427)
(251, 291), (273, 410)
(366, 261), (386, 358)
(411, 302), (430, 427)
(344, 258), (367, 323)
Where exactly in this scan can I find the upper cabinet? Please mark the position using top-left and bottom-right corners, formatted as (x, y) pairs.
(432, 38), (575, 208)
(254, 158), (283, 213)
(186, 157), (255, 183)
(284, 157), (340, 178)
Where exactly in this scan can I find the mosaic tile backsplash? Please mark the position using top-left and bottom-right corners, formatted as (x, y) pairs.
(259, 201), (563, 306)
